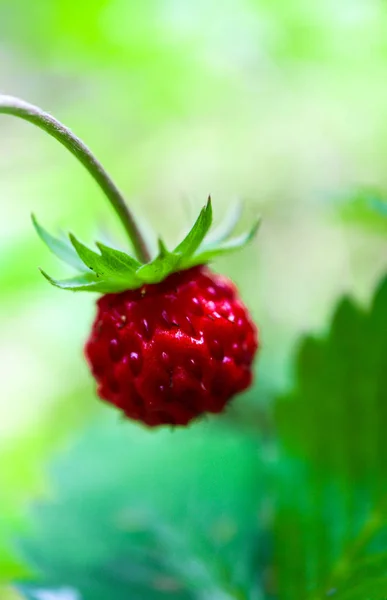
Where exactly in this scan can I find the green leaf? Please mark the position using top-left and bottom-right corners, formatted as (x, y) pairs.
(39, 270), (128, 293)
(14, 417), (265, 599)
(95, 242), (141, 272)
(173, 197), (213, 258)
(69, 234), (111, 275)
(69, 235), (140, 286)
(276, 276), (387, 477)
(274, 274), (387, 600)
(32, 215), (87, 271)
(329, 551), (387, 600)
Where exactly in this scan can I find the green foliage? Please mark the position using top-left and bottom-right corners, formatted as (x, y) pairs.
(0, 385), (95, 585)
(274, 459), (387, 600)
(34, 200), (259, 292)
(274, 275), (387, 600)
(3, 2), (387, 595)
(8, 271), (387, 599)
(13, 418), (265, 600)
(276, 275), (387, 478)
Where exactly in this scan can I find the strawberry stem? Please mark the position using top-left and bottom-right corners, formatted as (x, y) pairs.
(0, 95), (151, 263)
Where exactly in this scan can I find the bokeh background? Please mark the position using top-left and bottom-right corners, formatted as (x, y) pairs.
(1, 1), (387, 596)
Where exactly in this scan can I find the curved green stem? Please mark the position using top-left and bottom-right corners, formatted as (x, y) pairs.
(0, 95), (151, 263)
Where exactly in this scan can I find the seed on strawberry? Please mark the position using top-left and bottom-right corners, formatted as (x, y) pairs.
(0, 94), (260, 427)
(85, 265), (257, 426)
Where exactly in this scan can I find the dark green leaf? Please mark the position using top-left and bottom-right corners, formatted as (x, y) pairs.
(276, 276), (387, 478)
(274, 274), (387, 600)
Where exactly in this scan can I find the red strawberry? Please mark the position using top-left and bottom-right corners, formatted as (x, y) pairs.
(0, 95), (260, 427)
(85, 266), (257, 426)
(32, 194), (260, 428)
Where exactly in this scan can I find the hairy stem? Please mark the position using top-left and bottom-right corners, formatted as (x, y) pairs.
(0, 95), (151, 262)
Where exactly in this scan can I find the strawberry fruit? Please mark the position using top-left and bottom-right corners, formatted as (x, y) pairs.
(0, 95), (260, 427)
(85, 266), (257, 426)
(34, 199), (259, 427)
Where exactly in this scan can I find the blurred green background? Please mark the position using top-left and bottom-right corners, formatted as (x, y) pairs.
(2, 1), (387, 598)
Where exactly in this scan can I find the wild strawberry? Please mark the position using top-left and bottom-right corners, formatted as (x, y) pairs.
(85, 266), (257, 426)
(0, 94), (260, 427)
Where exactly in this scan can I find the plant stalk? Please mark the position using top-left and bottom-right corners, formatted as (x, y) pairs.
(0, 95), (151, 263)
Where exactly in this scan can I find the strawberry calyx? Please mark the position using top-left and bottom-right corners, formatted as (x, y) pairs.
(33, 198), (260, 293)
(0, 94), (259, 293)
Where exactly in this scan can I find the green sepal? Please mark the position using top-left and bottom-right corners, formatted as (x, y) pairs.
(32, 214), (87, 271)
(137, 238), (180, 283)
(192, 217), (261, 264)
(204, 200), (242, 245)
(95, 242), (141, 271)
(34, 199), (259, 293)
(173, 197), (213, 256)
(39, 269), (131, 293)
(69, 234), (140, 284)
